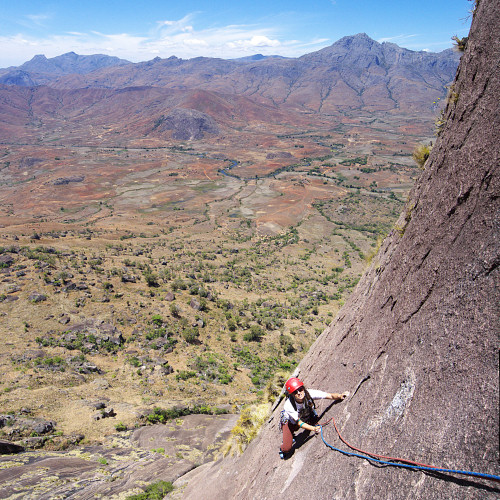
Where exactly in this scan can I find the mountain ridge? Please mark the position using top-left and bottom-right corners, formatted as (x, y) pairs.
(0, 34), (461, 119)
(0, 34), (455, 74)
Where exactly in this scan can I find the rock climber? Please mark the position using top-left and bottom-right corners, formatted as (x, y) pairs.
(279, 377), (348, 459)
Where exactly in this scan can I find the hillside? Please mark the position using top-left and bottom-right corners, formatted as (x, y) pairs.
(177, 1), (499, 498)
(0, 84), (295, 143)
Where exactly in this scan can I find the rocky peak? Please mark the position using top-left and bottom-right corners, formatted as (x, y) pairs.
(16, 52), (131, 76)
(301, 31), (460, 70)
(29, 54), (48, 62)
(154, 108), (219, 140)
(300, 33), (382, 65)
(336, 32), (378, 49)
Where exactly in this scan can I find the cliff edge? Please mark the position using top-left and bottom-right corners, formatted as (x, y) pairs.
(177, 1), (499, 498)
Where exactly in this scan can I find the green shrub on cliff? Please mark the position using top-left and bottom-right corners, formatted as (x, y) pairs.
(412, 143), (431, 168)
(127, 480), (174, 499)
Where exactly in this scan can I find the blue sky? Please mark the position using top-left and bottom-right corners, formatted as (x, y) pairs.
(0, 0), (473, 67)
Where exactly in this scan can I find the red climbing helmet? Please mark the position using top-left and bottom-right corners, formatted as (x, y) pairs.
(285, 377), (304, 394)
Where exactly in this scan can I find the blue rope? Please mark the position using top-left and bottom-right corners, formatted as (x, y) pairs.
(320, 427), (500, 482)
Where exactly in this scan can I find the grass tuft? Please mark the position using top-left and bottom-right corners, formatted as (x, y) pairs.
(127, 480), (174, 499)
(219, 403), (270, 456)
(412, 144), (431, 169)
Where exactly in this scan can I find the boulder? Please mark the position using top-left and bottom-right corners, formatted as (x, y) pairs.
(28, 292), (47, 303)
(0, 254), (14, 267)
(0, 440), (24, 454)
(190, 298), (201, 311)
(121, 274), (137, 283)
(32, 420), (55, 435)
(59, 314), (71, 324)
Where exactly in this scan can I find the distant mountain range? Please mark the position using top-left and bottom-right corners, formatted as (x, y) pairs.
(0, 34), (461, 142)
(0, 34), (460, 112)
(0, 52), (131, 87)
(231, 54), (288, 62)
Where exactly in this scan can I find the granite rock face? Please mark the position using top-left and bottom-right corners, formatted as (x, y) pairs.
(178, 2), (499, 498)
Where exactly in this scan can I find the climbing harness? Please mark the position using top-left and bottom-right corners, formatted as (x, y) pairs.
(318, 416), (500, 483)
(279, 400), (317, 432)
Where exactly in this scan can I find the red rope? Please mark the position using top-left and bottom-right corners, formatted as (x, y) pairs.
(323, 416), (442, 469)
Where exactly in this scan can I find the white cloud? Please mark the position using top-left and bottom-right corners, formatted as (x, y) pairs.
(25, 13), (52, 27)
(250, 35), (281, 47)
(184, 38), (209, 48)
(227, 35), (281, 50)
(0, 14), (332, 67)
(377, 34), (419, 45)
(376, 34), (453, 52)
(154, 14), (197, 36)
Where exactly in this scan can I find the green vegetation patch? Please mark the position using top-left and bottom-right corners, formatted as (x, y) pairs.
(233, 347), (296, 388)
(189, 353), (233, 384)
(127, 480), (174, 500)
(145, 405), (228, 424)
